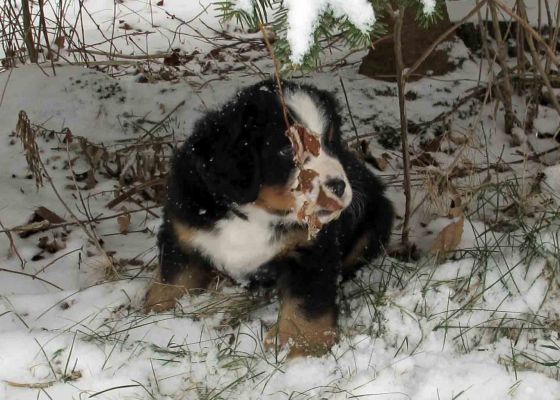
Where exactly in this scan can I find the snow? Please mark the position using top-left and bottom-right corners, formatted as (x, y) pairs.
(446, 0), (559, 23)
(421, 0), (437, 15)
(283, 0), (376, 64)
(2, 1), (560, 399)
(542, 165), (560, 205)
(2, 60), (560, 398)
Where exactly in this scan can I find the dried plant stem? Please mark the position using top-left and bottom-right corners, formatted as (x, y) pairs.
(544, 0), (560, 75)
(517, 0), (560, 131)
(338, 77), (360, 148)
(495, 0), (560, 67)
(390, 5), (412, 246)
(259, 24), (290, 128)
(515, 0), (527, 96)
(0, 267), (62, 290)
(488, 0), (516, 134)
(406, 0), (488, 78)
(38, 0), (56, 75)
(36, 144), (117, 276)
(1, 205), (160, 235)
(0, 218), (25, 270)
(21, 0), (38, 62)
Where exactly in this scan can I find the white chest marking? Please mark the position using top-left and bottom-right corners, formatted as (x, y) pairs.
(189, 205), (282, 281)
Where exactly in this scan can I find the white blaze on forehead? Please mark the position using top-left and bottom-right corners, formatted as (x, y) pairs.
(283, 89), (326, 136)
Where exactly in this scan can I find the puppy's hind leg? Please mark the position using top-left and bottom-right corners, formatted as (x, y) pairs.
(144, 225), (214, 313)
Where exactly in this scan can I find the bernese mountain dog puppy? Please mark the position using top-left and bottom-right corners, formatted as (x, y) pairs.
(145, 79), (393, 357)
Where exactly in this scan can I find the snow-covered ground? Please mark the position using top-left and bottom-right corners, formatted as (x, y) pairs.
(2, 1), (560, 400)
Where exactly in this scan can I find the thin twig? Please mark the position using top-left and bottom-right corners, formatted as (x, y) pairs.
(389, 4), (412, 246)
(517, 0), (560, 134)
(1, 205), (160, 235)
(406, 0), (489, 78)
(105, 178), (166, 209)
(259, 24), (290, 129)
(0, 267), (62, 290)
(0, 218), (25, 269)
(338, 76), (361, 150)
(488, 0), (516, 134)
(494, 0), (560, 67)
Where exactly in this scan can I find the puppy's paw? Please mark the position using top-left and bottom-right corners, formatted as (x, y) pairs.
(265, 299), (338, 358)
(265, 324), (337, 358)
(144, 282), (185, 314)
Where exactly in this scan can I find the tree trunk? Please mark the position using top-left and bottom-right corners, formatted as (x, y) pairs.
(359, 2), (455, 81)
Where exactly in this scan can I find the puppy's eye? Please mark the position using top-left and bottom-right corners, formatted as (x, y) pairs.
(278, 145), (293, 158)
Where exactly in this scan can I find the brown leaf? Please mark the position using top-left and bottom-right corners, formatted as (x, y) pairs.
(300, 127), (320, 157)
(55, 36), (66, 48)
(296, 201), (323, 238)
(18, 207), (65, 238)
(420, 136), (444, 152)
(286, 124), (321, 165)
(156, 0), (164, 5)
(34, 207), (65, 224)
(298, 169), (319, 193)
(117, 208), (131, 234)
(164, 52), (180, 66)
(448, 194), (463, 217)
(83, 169), (98, 190)
(411, 152), (439, 167)
(372, 156), (389, 171)
(430, 217), (464, 257)
(38, 236), (65, 253)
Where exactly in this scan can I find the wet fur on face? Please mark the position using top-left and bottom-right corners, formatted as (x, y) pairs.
(145, 79), (394, 357)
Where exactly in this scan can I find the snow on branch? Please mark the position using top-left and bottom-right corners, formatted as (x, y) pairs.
(233, 0), (376, 64)
(287, 0), (376, 63)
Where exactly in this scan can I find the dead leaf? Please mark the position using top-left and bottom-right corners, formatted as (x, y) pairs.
(83, 169), (97, 190)
(117, 208), (131, 234)
(297, 169), (319, 193)
(55, 36), (66, 48)
(156, 0), (164, 5)
(420, 136), (444, 152)
(38, 236), (66, 253)
(372, 156), (389, 171)
(164, 52), (180, 66)
(430, 217), (464, 257)
(411, 152), (439, 167)
(286, 124), (320, 166)
(18, 207), (65, 238)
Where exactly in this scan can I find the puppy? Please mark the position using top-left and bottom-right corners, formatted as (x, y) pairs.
(145, 80), (393, 357)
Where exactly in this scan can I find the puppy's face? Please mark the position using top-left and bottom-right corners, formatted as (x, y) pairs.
(193, 82), (352, 226)
(256, 90), (352, 225)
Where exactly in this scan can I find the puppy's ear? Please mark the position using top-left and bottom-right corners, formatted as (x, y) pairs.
(192, 106), (261, 204)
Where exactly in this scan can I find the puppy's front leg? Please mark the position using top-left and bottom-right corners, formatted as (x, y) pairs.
(266, 241), (340, 358)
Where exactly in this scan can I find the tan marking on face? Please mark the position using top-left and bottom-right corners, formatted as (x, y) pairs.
(342, 233), (370, 270)
(265, 297), (337, 358)
(316, 187), (343, 212)
(255, 185), (296, 214)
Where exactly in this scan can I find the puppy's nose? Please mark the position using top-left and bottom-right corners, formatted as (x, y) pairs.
(325, 178), (346, 198)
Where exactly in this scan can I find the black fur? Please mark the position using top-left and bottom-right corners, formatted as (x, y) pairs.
(156, 79), (393, 326)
